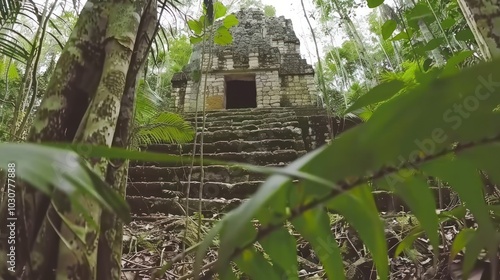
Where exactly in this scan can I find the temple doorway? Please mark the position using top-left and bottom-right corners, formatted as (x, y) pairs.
(225, 75), (257, 109)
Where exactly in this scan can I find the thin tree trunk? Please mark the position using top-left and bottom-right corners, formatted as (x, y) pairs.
(417, 19), (446, 66)
(9, 1), (50, 138)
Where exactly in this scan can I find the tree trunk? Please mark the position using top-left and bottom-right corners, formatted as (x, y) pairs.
(457, 0), (500, 60)
(0, 0), (158, 279)
(97, 1), (157, 278)
(331, 0), (379, 85)
(417, 19), (446, 66)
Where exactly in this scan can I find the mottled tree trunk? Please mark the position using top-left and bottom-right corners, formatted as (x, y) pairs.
(457, 0), (500, 60)
(0, 0), (158, 279)
(97, 1), (157, 278)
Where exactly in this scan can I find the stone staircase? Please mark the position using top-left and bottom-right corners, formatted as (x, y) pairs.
(126, 107), (451, 216)
(126, 107), (336, 216)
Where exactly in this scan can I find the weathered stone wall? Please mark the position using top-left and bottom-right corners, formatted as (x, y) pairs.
(280, 75), (316, 107)
(171, 9), (318, 112)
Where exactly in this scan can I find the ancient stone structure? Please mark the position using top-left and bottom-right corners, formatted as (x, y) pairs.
(171, 9), (318, 112)
(127, 107), (365, 215)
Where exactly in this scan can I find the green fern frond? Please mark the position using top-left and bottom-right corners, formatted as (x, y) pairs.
(132, 111), (194, 146)
(379, 60), (422, 91)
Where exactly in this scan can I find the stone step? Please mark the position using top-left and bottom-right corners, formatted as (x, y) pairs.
(188, 116), (299, 128)
(128, 165), (270, 183)
(192, 116), (298, 127)
(145, 139), (305, 154)
(131, 149), (305, 167)
(291, 107), (329, 117)
(127, 196), (242, 216)
(192, 128), (303, 143)
(195, 121), (300, 132)
(127, 181), (263, 199)
(182, 107), (294, 118)
(184, 111), (296, 123)
(127, 188), (453, 215)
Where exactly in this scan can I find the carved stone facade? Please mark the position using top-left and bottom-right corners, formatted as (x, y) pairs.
(171, 9), (318, 112)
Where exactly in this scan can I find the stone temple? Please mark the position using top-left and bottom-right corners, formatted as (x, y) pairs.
(171, 9), (318, 112)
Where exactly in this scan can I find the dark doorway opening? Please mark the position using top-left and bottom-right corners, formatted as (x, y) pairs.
(225, 75), (257, 109)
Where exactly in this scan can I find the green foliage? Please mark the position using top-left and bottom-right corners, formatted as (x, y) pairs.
(263, 5), (276, 17)
(132, 79), (194, 147)
(193, 57), (500, 279)
(188, 1), (238, 46)
(132, 111), (194, 146)
(0, 0), (21, 25)
(367, 0), (384, 8)
(0, 143), (131, 222)
(381, 19), (397, 40)
(345, 80), (404, 113)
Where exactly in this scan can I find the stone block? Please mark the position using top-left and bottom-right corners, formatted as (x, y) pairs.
(206, 95), (225, 110)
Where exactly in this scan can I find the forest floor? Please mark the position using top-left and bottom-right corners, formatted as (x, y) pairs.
(119, 211), (479, 280)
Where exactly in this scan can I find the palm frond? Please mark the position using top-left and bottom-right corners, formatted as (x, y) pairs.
(0, 0), (21, 25)
(133, 78), (194, 146)
(132, 111), (194, 146)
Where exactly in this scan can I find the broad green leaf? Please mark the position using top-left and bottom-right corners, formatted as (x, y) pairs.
(345, 80), (405, 113)
(423, 58), (433, 71)
(194, 221), (224, 277)
(367, 0), (384, 8)
(421, 157), (494, 233)
(438, 206), (467, 222)
(0, 143), (130, 222)
(255, 186), (289, 226)
(223, 14), (238, 29)
(441, 17), (456, 30)
(391, 31), (409, 41)
(187, 19), (203, 35)
(406, 4), (434, 27)
(219, 265), (238, 280)
(234, 248), (282, 280)
(450, 228), (475, 260)
(214, 26), (233, 46)
(393, 176), (440, 259)
(292, 207), (345, 280)
(441, 50), (474, 77)
(47, 142), (187, 163)
(377, 172), (439, 258)
(422, 38), (444, 51)
(421, 156), (497, 273)
(456, 29), (474, 41)
(462, 229), (489, 278)
(395, 227), (424, 257)
(327, 185), (388, 280)
(260, 228), (299, 280)
(214, 1), (227, 20)
(458, 143), (500, 186)
(381, 19), (397, 40)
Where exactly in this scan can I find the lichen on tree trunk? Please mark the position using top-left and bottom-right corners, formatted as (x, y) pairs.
(97, 0), (157, 278)
(458, 0), (500, 59)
